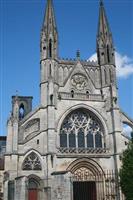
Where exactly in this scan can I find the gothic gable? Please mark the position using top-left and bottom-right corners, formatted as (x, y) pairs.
(59, 62), (96, 94)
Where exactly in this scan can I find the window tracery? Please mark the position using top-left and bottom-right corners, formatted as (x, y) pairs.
(22, 152), (42, 170)
(60, 110), (104, 149)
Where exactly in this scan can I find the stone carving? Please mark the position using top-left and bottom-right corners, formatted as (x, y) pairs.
(22, 152), (42, 170)
(24, 118), (40, 139)
(54, 187), (63, 200)
(3, 171), (9, 182)
(71, 74), (87, 91)
(73, 167), (94, 181)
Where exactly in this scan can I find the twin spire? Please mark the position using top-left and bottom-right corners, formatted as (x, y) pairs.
(41, 0), (58, 60)
(43, 0), (57, 31)
(41, 0), (115, 65)
(97, 0), (115, 65)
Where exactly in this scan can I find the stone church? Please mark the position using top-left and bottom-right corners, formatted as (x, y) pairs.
(3, 0), (133, 200)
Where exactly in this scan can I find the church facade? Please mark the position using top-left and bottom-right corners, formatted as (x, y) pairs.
(4, 0), (133, 200)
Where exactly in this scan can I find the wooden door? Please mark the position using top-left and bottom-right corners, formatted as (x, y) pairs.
(73, 181), (96, 200)
(28, 189), (38, 200)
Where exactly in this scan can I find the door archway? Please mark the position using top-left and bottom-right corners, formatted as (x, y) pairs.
(67, 158), (105, 200)
(28, 178), (39, 200)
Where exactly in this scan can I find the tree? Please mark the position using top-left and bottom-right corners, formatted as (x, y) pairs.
(119, 134), (133, 200)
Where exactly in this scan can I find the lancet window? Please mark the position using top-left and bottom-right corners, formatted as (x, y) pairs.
(60, 109), (104, 149)
(22, 152), (42, 170)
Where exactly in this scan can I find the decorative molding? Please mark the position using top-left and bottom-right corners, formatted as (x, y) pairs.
(58, 92), (103, 101)
(24, 118), (40, 140)
(57, 147), (109, 154)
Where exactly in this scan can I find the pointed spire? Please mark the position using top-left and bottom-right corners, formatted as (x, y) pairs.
(98, 0), (111, 39)
(41, 0), (58, 60)
(43, 0), (57, 31)
(97, 0), (115, 65)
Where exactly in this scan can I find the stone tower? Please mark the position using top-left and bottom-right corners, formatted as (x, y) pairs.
(4, 1), (133, 200)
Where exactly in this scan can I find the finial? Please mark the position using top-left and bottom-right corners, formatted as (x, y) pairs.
(15, 90), (19, 101)
(100, 0), (104, 6)
(15, 90), (19, 97)
(76, 50), (80, 60)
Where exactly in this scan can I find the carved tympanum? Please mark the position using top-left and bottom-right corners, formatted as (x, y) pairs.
(74, 167), (94, 181)
(71, 74), (87, 91)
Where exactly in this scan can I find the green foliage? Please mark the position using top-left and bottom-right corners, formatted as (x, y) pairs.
(119, 136), (133, 200)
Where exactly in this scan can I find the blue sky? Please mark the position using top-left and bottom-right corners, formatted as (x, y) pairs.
(0, 0), (133, 135)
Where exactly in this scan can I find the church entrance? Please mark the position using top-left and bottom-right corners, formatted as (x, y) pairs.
(28, 178), (39, 200)
(68, 158), (120, 200)
(73, 181), (96, 200)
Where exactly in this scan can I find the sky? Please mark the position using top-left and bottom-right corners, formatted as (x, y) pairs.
(0, 0), (133, 136)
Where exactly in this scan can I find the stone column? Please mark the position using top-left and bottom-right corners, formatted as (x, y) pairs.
(3, 181), (8, 200)
(14, 176), (28, 200)
(51, 172), (72, 200)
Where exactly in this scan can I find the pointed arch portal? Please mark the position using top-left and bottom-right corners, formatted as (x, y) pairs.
(67, 158), (104, 200)
(28, 178), (39, 200)
(66, 158), (122, 200)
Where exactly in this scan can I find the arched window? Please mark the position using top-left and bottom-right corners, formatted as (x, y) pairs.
(86, 91), (89, 98)
(49, 39), (52, 58)
(59, 109), (104, 150)
(107, 45), (110, 63)
(104, 68), (108, 84)
(19, 103), (24, 120)
(109, 68), (112, 82)
(71, 90), (74, 98)
(22, 152), (42, 170)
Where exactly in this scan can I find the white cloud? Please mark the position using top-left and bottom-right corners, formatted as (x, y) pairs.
(89, 52), (133, 78)
(89, 53), (97, 62)
(122, 124), (132, 138)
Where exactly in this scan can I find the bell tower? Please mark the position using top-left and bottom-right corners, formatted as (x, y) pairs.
(40, 0), (58, 107)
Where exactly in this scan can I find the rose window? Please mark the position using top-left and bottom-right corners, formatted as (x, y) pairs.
(60, 109), (104, 149)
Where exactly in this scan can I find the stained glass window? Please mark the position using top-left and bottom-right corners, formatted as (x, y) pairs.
(60, 109), (104, 149)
